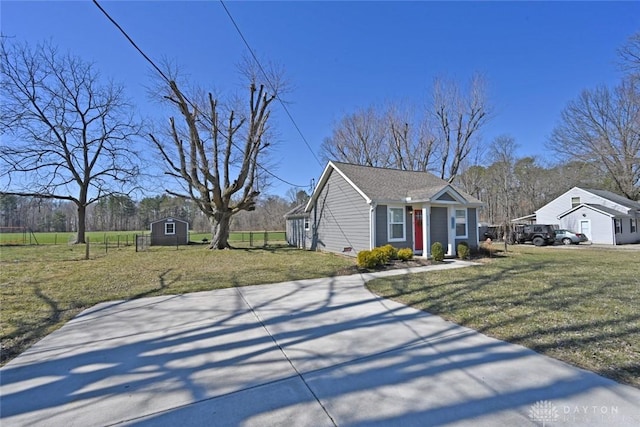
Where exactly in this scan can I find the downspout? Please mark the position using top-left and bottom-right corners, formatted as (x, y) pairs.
(369, 202), (377, 250)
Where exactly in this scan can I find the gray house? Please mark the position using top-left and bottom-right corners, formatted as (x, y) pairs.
(297, 161), (484, 257)
(150, 217), (189, 246)
(534, 187), (640, 245)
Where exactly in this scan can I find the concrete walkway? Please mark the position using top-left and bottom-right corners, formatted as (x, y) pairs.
(1, 260), (639, 426)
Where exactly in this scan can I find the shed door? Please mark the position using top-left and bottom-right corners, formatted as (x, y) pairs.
(414, 210), (423, 251)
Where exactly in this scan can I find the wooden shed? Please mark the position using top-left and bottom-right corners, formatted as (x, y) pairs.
(150, 217), (189, 246)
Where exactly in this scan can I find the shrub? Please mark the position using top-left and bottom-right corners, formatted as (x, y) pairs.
(457, 241), (470, 259)
(357, 250), (380, 269)
(370, 247), (388, 265)
(431, 242), (445, 262)
(379, 244), (398, 262)
(397, 248), (413, 261)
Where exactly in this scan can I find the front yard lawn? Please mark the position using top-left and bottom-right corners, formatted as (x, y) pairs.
(366, 245), (640, 387)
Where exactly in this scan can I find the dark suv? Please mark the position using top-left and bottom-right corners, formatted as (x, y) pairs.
(514, 224), (557, 246)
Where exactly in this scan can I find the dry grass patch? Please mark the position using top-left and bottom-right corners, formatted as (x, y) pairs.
(366, 245), (640, 387)
(0, 244), (354, 364)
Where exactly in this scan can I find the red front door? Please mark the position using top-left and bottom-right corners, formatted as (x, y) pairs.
(414, 210), (423, 251)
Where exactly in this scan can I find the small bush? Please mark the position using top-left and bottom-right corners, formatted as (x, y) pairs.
(379, 244), (398, 262)
(358, 251), (378, 268)
(371, 247), (388, 265)
(457, 241), (470, 259)
(397, 248), (413, 261)
(431, 242), (445, 262)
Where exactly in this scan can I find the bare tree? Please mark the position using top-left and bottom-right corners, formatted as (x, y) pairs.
(431, 73), (490, 182)
(549, 81), (640, 200)
(149, 77), (276, 249)
(320, 106), (388, 167)
(320, 74), (490, 178)
(0, 40), (142, 243)
(386, 103), (437, 171)
(618, 31), (640, 78)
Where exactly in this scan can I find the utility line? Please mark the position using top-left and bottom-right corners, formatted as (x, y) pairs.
(219, 0), (322, 168)
(218, 1), (362, 251)
(92, 0), (307, 190)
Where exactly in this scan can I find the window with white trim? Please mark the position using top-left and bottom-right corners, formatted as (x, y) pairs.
(165, 222), (175, 235)
(455, 209), (467, 237)
(571, 197), (580, 207)
(614, 218), (622, 234)
(304, 217), (310, 231)
(387, 206), (406, 241)
(631, 218), (637, 233)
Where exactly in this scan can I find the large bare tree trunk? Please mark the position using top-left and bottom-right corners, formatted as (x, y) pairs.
(210, 211), (232, 250)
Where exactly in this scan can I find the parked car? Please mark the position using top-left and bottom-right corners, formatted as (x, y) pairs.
(555, 229), (588, 245)
(514, 224), (557, 246)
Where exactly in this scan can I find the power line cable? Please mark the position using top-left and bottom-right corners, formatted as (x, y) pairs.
(94, 0), (358, 251)
(219, 0), (323, 168)
(92, 0), (307, 190)
(217, 2), (365, 250)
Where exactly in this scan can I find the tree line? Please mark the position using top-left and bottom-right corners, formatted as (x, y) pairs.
(0, 192), (305, 234)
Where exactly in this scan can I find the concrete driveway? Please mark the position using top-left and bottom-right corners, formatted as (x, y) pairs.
(1, 260), (639, 426)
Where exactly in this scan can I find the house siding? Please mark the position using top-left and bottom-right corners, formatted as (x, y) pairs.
(375, 205), (387, 245)
(308, 170), (370, 256)
(560, 207), (613, 244)
(430, 207), (448, 249)
(286, 217), (307, 248)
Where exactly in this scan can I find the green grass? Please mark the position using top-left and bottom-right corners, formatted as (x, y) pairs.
(0, 230), (286, 245)
(366, 245), (640, 387)
(0, 243), (354, 365)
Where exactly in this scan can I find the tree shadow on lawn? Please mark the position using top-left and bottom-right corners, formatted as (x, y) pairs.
(0, 269), (179, 365)
(369, 261), (640, 387)
(2, 272), (638, 426)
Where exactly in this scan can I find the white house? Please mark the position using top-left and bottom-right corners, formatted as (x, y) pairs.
(534, 187), (640, 245)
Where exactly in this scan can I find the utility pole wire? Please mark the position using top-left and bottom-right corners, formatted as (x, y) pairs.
(219, 0), (323, 167)
(91, 0), (307, 189)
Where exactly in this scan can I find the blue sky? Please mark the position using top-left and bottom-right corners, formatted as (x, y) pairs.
(2, 1), (639, 197)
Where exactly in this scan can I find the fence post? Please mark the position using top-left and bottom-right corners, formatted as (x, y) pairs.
(264, 230), (267, 246)
(250, 231), (253, 247)
(85, 237), (90, 260)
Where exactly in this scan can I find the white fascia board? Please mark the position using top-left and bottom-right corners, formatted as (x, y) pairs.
(304, 161), (372, 212)
(557, 203), (615, 219)
(432, 185), (468, 205)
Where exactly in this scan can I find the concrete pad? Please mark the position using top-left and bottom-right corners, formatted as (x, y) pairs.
(125, 377), (335, 427)
(2, 260), (639, 426)
(1, 290), (299, 426)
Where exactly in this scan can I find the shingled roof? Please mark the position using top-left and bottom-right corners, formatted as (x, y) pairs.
(582, 188), (640, 211)
(307, 161), (483, 209)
